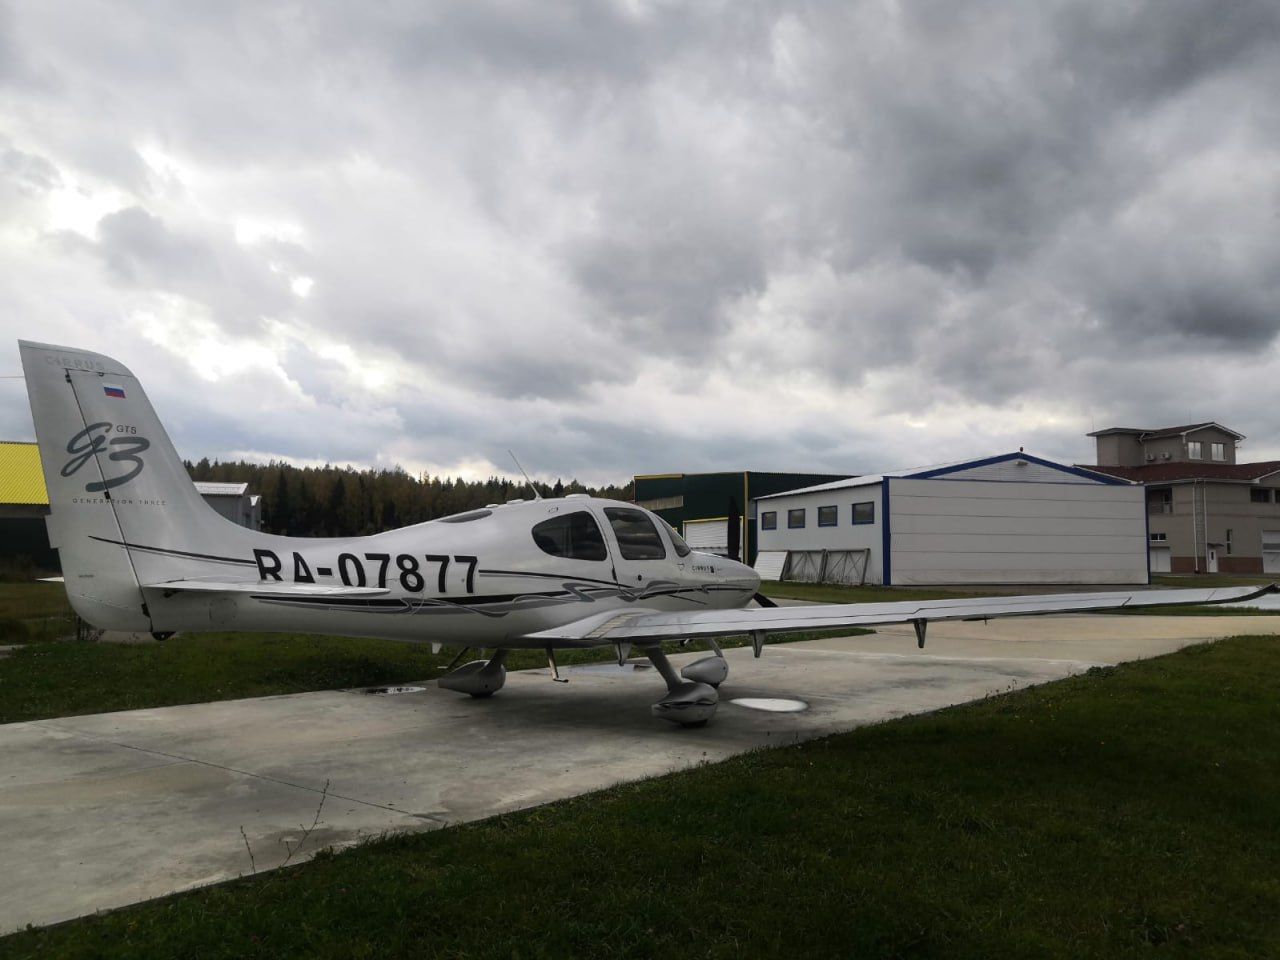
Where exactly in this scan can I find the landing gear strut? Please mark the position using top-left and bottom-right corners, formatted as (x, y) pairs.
(438, 649), (508, 698)
(645, 645), (718, 726)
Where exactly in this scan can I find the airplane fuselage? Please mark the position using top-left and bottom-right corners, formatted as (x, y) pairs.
(140, 496), (761, 648)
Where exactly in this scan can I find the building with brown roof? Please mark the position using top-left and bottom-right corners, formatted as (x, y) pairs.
(1083, 423), (1280, 574)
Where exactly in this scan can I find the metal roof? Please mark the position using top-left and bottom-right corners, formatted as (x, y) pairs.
(1087, 421), (1245, 441)
(193, 481), (249, 496)
(0, 441), (48, 506)
(1084, 461), (1280, 484)
(755, 452), (1119, 500)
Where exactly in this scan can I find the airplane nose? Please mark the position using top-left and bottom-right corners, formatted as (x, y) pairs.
(733, 558), (761, 591)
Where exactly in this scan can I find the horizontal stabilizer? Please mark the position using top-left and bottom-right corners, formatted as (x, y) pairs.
(38, 576), (66, 583)
(144, 578), (390, 597)
(518, 584), (1279, 645)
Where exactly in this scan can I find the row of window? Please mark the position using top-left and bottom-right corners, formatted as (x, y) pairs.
(1151, 530), (1237, 554)
(1153, 487), (1277, 506)
(531, 508), (692, 562)
(760, 502), (875, 531)
(1187, 440), (1227, 461)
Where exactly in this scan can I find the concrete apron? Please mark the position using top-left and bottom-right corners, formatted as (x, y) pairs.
(3, 614), (1279, 932)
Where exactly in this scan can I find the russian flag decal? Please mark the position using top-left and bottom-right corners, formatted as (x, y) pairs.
(103, 384), (126, 399)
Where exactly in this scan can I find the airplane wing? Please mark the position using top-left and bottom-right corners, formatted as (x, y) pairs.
(143, 578), (390, 597)
(519, 584), (1279, 646)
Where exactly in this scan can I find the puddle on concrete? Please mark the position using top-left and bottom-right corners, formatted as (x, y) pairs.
(729, 697), (809, 713)
(362, 685), (427, 695)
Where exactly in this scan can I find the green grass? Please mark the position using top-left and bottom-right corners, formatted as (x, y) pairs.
(1153, 573), (1278, 588)
(4, 636), (1279, 958)
(1116, 605), (1277, 617)
(760, 580), (988, 603)
(0, 583), (75, 644)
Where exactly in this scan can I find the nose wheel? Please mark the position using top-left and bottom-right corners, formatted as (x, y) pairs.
(644, 645), (718, 726)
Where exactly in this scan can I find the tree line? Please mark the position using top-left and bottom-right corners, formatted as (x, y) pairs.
(184, 458), (632, 537)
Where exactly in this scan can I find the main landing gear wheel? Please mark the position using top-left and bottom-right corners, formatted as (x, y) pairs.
(644, 645), (718, 726)
(438, 649), (508, 698)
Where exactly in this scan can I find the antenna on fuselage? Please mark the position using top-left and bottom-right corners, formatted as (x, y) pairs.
(508, 450), (543, 500)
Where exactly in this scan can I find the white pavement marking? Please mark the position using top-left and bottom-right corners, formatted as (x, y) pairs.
(1, 614), (1278, 932)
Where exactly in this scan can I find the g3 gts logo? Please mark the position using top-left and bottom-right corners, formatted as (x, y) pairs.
(61, 422), (151, 492)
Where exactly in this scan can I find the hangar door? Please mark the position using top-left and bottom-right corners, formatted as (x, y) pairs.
(1264, 532), (1280, 573)
(887, 478), (1146, 585)
(683, 519), (729, 556)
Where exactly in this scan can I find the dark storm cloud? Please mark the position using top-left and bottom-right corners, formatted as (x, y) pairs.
(94, 208), (213, 286)
(4, 0), (1280, 479)
(81, 207), (295, 334)
(571, 226), (765, 351)
(381, 0), (699, 81)
(1053, 0), (1280, 105)
(1, 146), (59, 193)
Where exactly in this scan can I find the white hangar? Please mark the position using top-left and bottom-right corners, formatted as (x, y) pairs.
(753, 452), (1147, 586)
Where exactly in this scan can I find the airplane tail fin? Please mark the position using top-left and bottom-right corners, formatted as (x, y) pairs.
(19, 341), (260, 631)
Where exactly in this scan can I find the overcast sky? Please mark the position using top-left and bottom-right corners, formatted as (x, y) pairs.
(2, 1), (1279, 484)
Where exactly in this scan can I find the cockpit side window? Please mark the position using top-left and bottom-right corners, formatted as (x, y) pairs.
(531, 511), (608, 562)
(604, 507), (667, 560)
(662, 519), (692, 557)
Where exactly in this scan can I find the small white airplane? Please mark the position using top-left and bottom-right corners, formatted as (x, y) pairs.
(19, 341), (1276, 725)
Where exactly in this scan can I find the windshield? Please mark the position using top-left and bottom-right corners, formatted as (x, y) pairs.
(662, 519), (692, 557)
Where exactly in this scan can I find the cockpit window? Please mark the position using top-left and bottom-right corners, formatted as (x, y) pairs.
(662, 519), (692, 557)
(531, 511), (608, 561)
(604, 507), (667, 560)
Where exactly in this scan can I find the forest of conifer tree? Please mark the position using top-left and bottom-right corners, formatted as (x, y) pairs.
(184, 459), (632, 537)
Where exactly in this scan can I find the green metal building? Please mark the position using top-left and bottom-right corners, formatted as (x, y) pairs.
(633, 471), (851, 565)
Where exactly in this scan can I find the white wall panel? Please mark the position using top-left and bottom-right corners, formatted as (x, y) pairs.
(889, 478), (1145, 585)
(892, 533), (1143, 555)
(893, 495), (1141, 519)
(755, 482), (883, 583)
(892, 514), (1144, 537)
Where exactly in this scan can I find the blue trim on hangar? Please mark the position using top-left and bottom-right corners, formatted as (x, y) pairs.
(905, 452), (1128, 485)
(881, 478), (892, 587)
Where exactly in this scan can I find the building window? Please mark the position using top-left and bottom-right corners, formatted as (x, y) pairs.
(1251, 488), (1271, 504)
(1188, 440), (1202, 459)
(787, 508), (805, 529)
(1148, 488), (1173, 514)
(817, 505), (837, 527)
(761, 511), (777, 530)
(1149, 532), (1167, 542)
(1211, 442), (1226, 461)
(852, 501), (875, 525)
(1226, 528), (1233, 555)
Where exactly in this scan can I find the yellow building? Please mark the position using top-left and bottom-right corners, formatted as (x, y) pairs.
(0, 441), (48, 507)
(0, 441), (55, 571)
